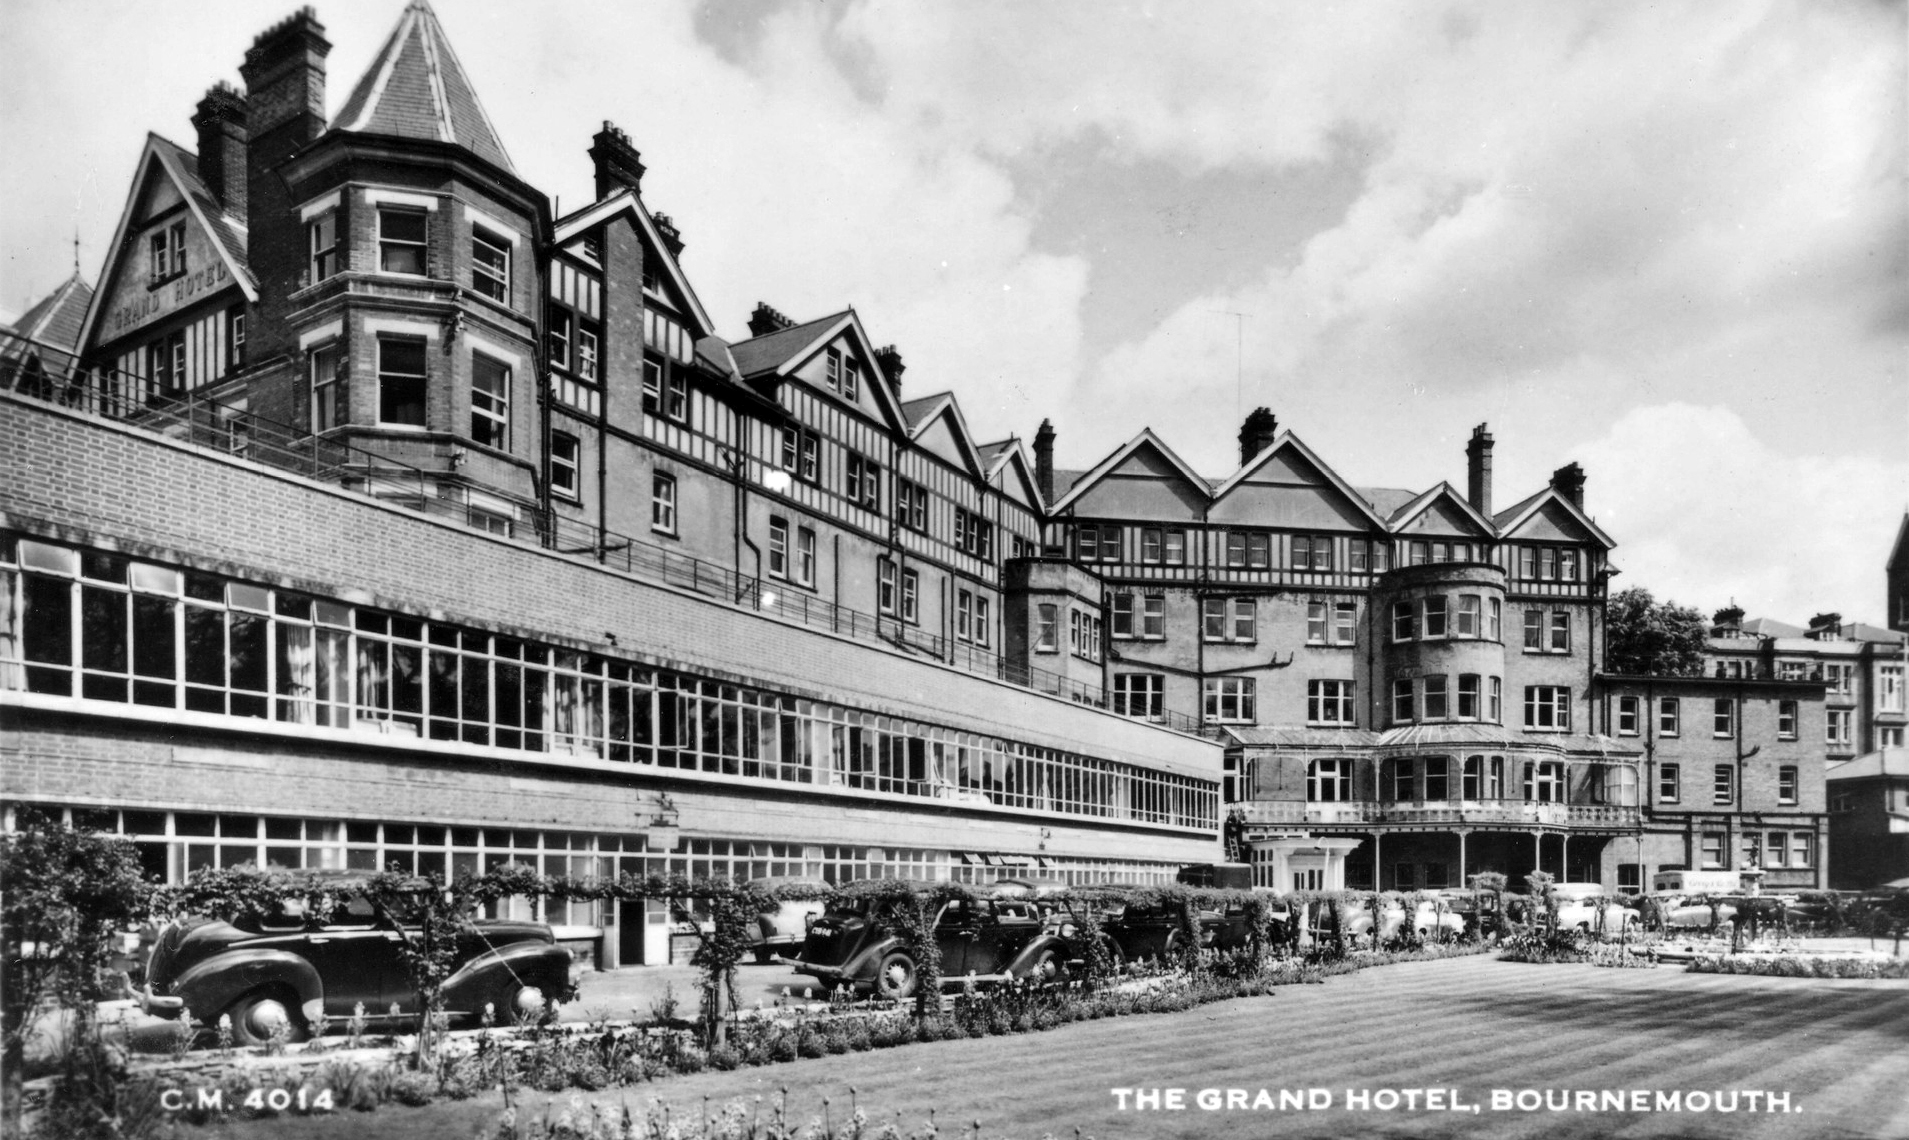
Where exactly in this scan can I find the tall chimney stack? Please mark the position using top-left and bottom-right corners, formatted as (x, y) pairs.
(1550, 462), (1586, 510)
(589, 121), (646, 201)
(193, 82), (248, 215)
(874, 345), (904, 397)
(747, 302), (794, 338)
(1034, 419), (1056, 504)
(1237, 407), (1278, 467)
(1466, 423), (1494, 517)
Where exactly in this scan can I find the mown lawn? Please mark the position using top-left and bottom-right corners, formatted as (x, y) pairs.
(172, 955), (1909, 1139)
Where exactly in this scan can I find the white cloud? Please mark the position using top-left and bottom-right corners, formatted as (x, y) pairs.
(1577, 404), (1908, 623)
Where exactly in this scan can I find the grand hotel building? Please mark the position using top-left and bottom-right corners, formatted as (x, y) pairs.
(1, 3), (1827, 965)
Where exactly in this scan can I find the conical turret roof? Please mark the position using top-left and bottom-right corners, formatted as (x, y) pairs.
(331, 0), (514, 173)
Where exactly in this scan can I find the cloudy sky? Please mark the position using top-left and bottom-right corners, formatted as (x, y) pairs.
(3, 0), (1904, 623)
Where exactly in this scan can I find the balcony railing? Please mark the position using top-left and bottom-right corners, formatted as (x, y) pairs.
(2, 336), (1216, 738)
(1235, 799), (1640, 829)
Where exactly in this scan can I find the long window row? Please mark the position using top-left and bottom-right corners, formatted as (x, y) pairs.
(1, 537), (1214, 831)
(1388, 674), (1505, 725)
(1390, 594), (1503, 642)
(1305, 755), (1635, 805)
(1699, 829), (1814, 870)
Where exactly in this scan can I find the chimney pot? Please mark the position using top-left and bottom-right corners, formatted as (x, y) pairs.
(193, 83), (249, 214)
(1034, 419), (1056, 504)
(747, 302), (795, 338)
(874, 345), (904, 396)
(1550, 461), (1586, 510)
(1466, 422), (1495, 517)
(651, 212), (684, 258)
(1237, 407), (1279, 467)
(589, 121), (646, 200)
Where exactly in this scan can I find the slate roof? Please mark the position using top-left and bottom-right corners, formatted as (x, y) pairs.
(729, 311), (850, 379)
(900, 394), (946, 429)
(1826, 747), (1909, 781)
(5, 274), (93, 354)
(331, 0), (515, 174)
(1356, 486), (1419, 518)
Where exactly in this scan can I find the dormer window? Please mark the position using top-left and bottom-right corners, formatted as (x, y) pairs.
(843, 358), (860, 402)
(825, 348), (842, 391)
(378, 208), (427, 275)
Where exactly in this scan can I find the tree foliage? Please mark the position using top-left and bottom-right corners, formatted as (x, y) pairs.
(1606, 586), (1708, 677)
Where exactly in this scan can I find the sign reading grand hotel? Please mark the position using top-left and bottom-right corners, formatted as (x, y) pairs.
(103, 221), (234, 341)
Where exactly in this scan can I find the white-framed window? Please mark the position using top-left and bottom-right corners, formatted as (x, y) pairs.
(842, 358), (859, 402)
(472, 225), (511, 303)
(824, 347), (842, 390)
(1164, 529), (1187, 565)
(1113, 673), (1165, 721)
(1824, 662), (1853, 695)
(796, 527), (817, 588)
(549, 432), (579, 500)
(310, 341), (344, 431)
(1488, 676), (1502, 723)
(1392, 678), (1414, 724)
(1069, 608), (1102, 662)
(1712, 698), (1734, 738)
(1462, 755), (1505, 800)
(1487, 598), (1502, 641)
(1202, 597), (1255, 642)
(1423, 756), (1449, 800)
(899, 567), (917, 623)
(1308, 758), (1350, 802)
(1713, 764), (1733, 804)
(895, 478), (928, 532)
(1880, 664), (1905, 713)
(1659, 763), (1681, 804)
(1700, 831), (1725, 869)
(956, 589), (973, 643)
(1423, 597), (1448, 638)
(1034, 603), (1059, 652)
(149, 221), (186, 283)
(1523, 609), (1544, 651)
(1778, 700), (1797, 739)
(769, 519), (790, 581)
(1790, 831), (1813, 868)
(1523, 686), (1571, 730)
(1549, 610), (1570, 652)
(1141, 593), (1165, 639)
(1827, 708), (1851, 746)
(1334, 603), (1356, 645)
(378, 208), (427, 275)
(308, 212), (338, 284)
(1225, 531), (1271, 568)
(1203, 677), (1255, 723)
(875, 555), (894, 610)
(1526, 761), (1565, 803)
(1307, 601), (1327, 644)
(1457, 674), (1480, 720)
(1291, 534), (1333, 571)
(1881, 727), (1905, 748)
(1424, 675), (1449, 719)
(1075, 524), (1122, 563)
(469, 352), (509, 449)
(1307, 680), (1354, 726)
(1778, 765), (1798, 805)
(845, 453), (881, 511)
(1456, 595), (1480, 637)
(650, 473), (677, 535)
(377, 336), (427, 426)
(1617, 695), (1640, 735)
(1659, 697), (1680, 736)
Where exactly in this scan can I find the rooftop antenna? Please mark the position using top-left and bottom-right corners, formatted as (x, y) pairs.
(1211, 309), (1252, 423)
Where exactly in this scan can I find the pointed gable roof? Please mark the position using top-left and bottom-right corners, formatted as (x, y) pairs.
(1889, 512), (1909, 572)
(728, 308), (908, 431)
(1387, 481), (1496, 535)
(980, 437), (1047, 513)
(552, 190), (714, 336)
(6, 275), (93, 354)
(899, 391), (986, 480)
(1048, 428), (1211, 513)
(75, 133), (256, 353)
(1493, 485), (1616, 549)
(332, 0), (514, 174)
(1208, 430), (1390, 530)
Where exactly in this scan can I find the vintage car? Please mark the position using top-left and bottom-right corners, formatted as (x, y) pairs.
(790, 887), (1081, 998)
(1341, 897), (1467, 941)
(139, 884), (574, 1044)
(746, 876), (830, 964)
(1550, 883), (1641, 932)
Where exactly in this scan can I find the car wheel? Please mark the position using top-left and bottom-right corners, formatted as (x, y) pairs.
(874, 952), (916, 1000)
(1021, 949), (1062, 986)
(493, 981), (548, 1026)
(226, 989), (307, 1046)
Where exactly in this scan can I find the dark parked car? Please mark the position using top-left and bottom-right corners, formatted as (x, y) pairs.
(139, 885), (575, 1044)
(791, 887), (1081, 998)
(1098, 891), (1221, 965)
